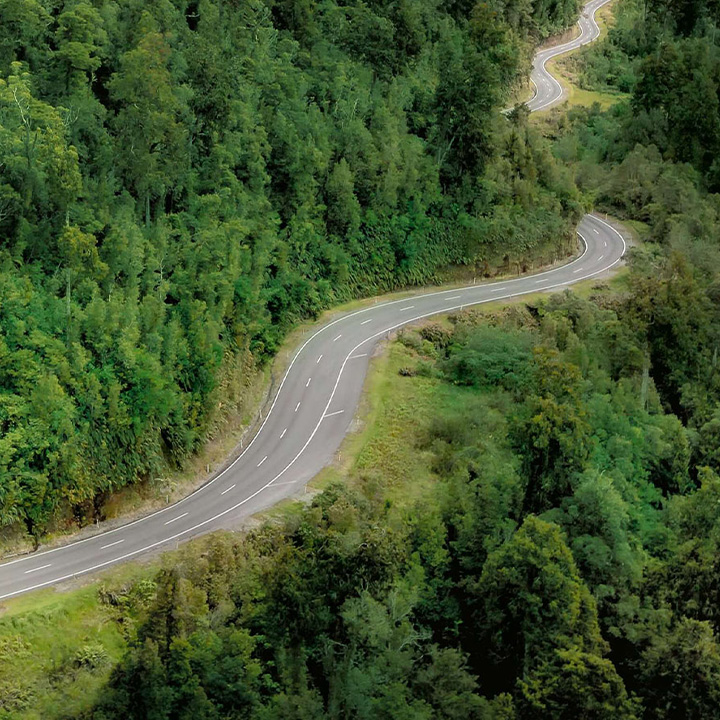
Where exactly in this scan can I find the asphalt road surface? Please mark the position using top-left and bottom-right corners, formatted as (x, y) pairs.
(0, 0), (622, 601)
(527, 0), (612, 112)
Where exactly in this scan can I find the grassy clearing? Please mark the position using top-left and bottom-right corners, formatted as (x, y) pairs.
(0, 561), (160, 719)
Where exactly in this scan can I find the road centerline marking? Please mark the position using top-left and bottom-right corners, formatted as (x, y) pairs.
(573, 267), (584, 273)
(100, 539), (125, 550)
(24, 564), (52, 575)
(400, 305), (415, 311)
(221, 484), (236, 496)
(333, 334), (342, 342)
(280, 428), (287, 439)
(164, 512), (188, 526)
(295, 402), (301, 412)
(316, 354), (323, 364)
(361, 319), (372, 325)
(306, 377), (311, 387)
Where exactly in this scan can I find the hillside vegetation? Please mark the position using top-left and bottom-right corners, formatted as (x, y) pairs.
(0, 0), (582, 540)
(6, 0), (720, 718)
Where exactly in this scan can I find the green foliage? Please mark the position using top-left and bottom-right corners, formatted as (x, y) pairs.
(0, 0), (581, 539)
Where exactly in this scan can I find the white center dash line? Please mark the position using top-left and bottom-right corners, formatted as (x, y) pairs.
(535, 279), (547, 284)
(257, 456), (268, 467)
(490, 287), (508, 292)
(593, 228), (600, 234)
(295, 402), (301, 412)
(447, 295), (462, 300)
(597, 255), (604, 261)
(324, 409), (345, 418)
(361, 319), (372, 325)
(316, 354), (323, 364)
(24, 564), (52, 575)
(280, 428), (287, 439)
(400, 305), (415, 311)
(333, 334), (342, 342)
(221, 484), (236, 496)
(164, 512), (188, 526)
(100, 539), (125, 550)
(572, 267), (584, 274)
(306, 377), (311, 387)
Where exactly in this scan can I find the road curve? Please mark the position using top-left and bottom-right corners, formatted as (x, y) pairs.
(0, 0), (622, 601)
(527, 0), (612, 112)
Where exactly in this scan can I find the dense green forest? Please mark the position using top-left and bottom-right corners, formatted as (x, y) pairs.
(0, 0), (582, 540)
(50, 0), (720, 717)
(7, 0), (720, 718)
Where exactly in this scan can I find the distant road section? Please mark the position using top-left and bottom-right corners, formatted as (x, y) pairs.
(0, 0), (622, 600)
(527, 0), (612, 112)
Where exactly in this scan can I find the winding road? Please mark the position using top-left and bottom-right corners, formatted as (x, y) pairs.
(527, 0), (612, 112)
(0, 0), (623, 601)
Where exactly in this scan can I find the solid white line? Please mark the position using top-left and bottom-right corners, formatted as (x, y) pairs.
(333, 334), (342, 342)
(24, 564), (51, 575)
(400, 306), (415, 311)
(280, 428), (287, 439)
(221, 484), (236, 496)
(316, 354), (323, 364)
(164, 513), (188, 526)
(324, 410), (345, 418)
(257, 456), (268, 467)
(361, 319), (372, 325)
(100, 539), (125, 550)
(306, 378), (311, 387)
(295, 402), (301, 412)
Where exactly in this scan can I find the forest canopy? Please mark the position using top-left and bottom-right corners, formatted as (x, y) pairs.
(0, 0), (581, 538)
